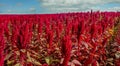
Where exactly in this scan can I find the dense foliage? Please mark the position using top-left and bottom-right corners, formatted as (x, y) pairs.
(0, 11), (120, 66)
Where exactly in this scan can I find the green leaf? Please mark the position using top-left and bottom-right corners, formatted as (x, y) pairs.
(45, 57), (50, 65)
(7, 60), (14, 65)
(27, 52), (42, 65)
(14, 63), (21, 66)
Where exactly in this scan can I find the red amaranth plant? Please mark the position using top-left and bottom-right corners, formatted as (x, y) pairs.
(62, 35), (72, 66)
(0, 23), (5, 66)
(0, 12), (119, 66)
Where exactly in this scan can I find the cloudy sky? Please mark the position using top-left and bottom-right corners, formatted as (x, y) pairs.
(0, 0), (120, 14)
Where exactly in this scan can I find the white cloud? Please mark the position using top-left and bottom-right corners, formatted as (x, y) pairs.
(108, 7), (120, 10)
(41, 0), (120, 6)
(41, 0), (102, 6)
(40, 0), (120, 13)
(29, 7), (36, 12)
(104, 7), (120, 11)
(88, 6), (120, 12)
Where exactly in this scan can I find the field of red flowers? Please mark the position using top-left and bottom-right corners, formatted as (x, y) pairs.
(0, 11), (120, 66)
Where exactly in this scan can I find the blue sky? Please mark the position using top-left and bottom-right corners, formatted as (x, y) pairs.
(0, 0), (120, 14)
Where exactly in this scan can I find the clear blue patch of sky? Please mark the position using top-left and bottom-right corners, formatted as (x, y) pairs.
(0, 0), (44, 13)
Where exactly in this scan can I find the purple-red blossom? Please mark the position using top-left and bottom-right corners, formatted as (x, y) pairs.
(62, 35), (72, 66)
(0, 12), (119, 66)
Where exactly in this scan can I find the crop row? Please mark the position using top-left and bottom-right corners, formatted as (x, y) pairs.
(0, 12), (120, 66)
